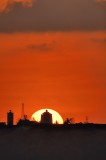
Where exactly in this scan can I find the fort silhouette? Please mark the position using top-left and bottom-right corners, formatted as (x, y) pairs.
(0, 109), (106, 130)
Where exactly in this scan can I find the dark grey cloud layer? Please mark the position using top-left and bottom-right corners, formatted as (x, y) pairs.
(0, 0), (106, 32)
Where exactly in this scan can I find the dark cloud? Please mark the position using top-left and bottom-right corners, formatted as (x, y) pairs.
(27, 41), (56, 51)
(91, 38), (106, 43)
(0, 0), (106, 32)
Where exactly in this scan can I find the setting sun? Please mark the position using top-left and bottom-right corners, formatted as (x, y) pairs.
(31, 109), (63, 124)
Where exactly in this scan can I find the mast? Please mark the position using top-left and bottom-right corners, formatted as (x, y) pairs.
(21, 103), (24, 120)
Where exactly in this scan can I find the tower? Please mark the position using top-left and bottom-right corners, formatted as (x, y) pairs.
(21, 103), (24, 120)
(7, 110), (14, 126)
(41, 110), (52, 124)
(85, 116), (89, 124)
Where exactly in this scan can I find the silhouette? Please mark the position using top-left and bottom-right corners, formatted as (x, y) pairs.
(41, 110), (52, 124)
(0, 107), (105, 130)
(64, 118), (74, 124)
(84, 116), (89, 124)
(7, 110), (14, 126)
(21, 103), (25, 120)
(0, 122), (6, 128)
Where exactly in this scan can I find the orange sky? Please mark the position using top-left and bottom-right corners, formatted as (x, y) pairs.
(0, 31), (106, 124)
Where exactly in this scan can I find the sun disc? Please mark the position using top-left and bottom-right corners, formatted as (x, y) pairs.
(31, 109), (63, 124)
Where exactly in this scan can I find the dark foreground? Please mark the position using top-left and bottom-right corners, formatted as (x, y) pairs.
(0, 125), (106, 160)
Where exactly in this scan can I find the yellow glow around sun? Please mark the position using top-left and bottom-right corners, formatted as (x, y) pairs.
(31, 109), (63, 124)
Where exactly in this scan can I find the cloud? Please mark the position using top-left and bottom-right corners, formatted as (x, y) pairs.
(0, 0), (106, 32)
(27, 41), (56, 52)
(91, 38), (106, 43)
(0, 0), (33, 12)
(96, 0), (106, 2)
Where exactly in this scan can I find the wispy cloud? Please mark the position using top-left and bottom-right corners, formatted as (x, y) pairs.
(96, 0), (106, 2)
(27, 41), (56, 52)
(91, 38), (106, 43)
(0, 0), (33, 12)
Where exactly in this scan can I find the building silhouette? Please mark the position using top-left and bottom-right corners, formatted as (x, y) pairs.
(7, 110), (14, 126)
(41, 110), (52, 124)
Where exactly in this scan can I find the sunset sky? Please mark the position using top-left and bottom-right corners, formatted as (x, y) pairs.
(0, 0), (106, 124)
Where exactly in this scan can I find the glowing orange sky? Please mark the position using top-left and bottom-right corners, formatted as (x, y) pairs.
(0, 31), (106, 124)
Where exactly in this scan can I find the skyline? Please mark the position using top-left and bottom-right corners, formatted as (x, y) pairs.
(0, 0), (106, 124)
(1, 107), (106, 125)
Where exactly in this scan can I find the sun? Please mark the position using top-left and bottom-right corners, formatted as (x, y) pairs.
(31, 109), (63, 124)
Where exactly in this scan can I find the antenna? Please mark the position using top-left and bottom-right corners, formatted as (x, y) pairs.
(21, 103), (24, 120)
(85, 116), (88, 124)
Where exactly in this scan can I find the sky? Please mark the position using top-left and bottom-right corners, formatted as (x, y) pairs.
(0, 0), (106, 124)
